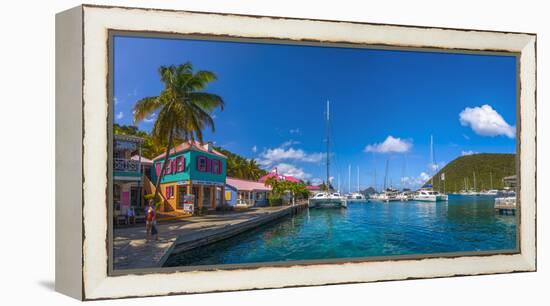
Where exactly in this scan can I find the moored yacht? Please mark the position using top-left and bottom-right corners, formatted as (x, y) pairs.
(396, 190), (415, 201)
(308, 100), (346, 209)
(372, 188), (400, 202)
(413, 187), (448, 202)
(479, 189), (499, 196)
(345, 192), (367, 202)
(309, 192), (348, 208)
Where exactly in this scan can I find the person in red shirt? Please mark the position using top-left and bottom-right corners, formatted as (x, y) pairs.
(145, 200), (157, 241)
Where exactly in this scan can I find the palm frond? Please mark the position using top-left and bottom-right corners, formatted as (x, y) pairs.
(132, 96), (161, 124)
(187, 92), (225, 111)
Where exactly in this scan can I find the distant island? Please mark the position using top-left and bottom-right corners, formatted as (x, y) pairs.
(429, 153), (515, 193)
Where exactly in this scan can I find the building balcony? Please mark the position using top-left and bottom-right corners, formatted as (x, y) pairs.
(114, 158), (142, 180)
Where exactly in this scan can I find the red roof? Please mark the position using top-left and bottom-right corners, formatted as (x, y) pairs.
(152, 140), (226, 161)
(258, 172), (301, 183)
(306, 185), (322, 190)
(226, 177), (272, 192)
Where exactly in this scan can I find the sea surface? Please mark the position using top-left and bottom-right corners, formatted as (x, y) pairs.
(163, 195), (517, 267)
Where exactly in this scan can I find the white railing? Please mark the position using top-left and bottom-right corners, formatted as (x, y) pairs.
(114, 158), (140, 172)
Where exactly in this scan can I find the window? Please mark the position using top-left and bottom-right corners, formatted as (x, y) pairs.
(197, 156), (207, 172)
(155, 162), (163, 176)
(170, 159), (177, 174)
(212, 159), (220, 174)
(177, 156), (185, 172)
(165, 185), (174, 199)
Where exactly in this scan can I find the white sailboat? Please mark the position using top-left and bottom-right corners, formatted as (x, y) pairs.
(309, 100), (347, 208)
(413, 135), (448, 202)
(346, 165), (367, 202)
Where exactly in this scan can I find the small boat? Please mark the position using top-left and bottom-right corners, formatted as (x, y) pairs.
(479, 189), (499, 196)
(309, 192), (348, 208)
(413, 188), (448, 202)
(497, 188), (516, 197)
(458, 189), (479, 196)
(396, 190), (415, 201)
(345, 192), (368, 202)
(372, 188), (400, 202)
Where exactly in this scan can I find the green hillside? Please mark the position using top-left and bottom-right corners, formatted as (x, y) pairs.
(429, 153), (516, 193)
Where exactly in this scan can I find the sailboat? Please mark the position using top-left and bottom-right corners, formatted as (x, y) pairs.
(346, 165), (367, 202)
(371, 158), (400, 202)
(309, 100), (347, 208)
(413, 135), (448, 202)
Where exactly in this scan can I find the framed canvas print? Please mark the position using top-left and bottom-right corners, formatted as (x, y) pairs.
(55, 4), (537, 300)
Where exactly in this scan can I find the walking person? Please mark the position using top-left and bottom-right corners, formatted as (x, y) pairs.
(145, 200), (157, 241)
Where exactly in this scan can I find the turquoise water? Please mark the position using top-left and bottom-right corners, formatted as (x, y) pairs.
(164, 195), (517, 267)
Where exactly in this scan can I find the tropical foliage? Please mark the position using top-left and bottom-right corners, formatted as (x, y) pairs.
(114, 125), (268, 182)
(132, 62), (224, 203)
(429, 153), (516, 193)
(215, 146), (267, 180)
(264, 177), (309, 205)
(113, 124), (169, 159)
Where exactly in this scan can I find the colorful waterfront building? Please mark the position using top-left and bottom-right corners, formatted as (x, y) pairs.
(151, 141), (227, 213)
(259, 168), (301, 183)
(306, 185), (322, 195)
(113, 134), (150, 214)
(225, 177), (272, 207)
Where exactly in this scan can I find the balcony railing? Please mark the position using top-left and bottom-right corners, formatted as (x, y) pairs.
(114, 158), (140, 172)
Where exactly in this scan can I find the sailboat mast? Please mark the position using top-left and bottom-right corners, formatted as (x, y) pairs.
(348, 164), (351, 194)
(429, 135), (434, 185)
(326, 100), (330, 191)
(384, 158), (389, 190)
(357, 166), (360, 192)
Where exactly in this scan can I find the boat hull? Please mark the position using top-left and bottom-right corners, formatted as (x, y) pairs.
(308, 198), (347, 208)
(413, 195), (448, 202)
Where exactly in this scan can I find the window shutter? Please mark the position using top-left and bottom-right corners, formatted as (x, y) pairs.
(155, 162), (162, 176)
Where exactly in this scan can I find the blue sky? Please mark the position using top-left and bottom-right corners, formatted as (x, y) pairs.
(113, 35), (517, 191)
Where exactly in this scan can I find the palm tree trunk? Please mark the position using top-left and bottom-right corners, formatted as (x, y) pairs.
(153, 126), (175, 210)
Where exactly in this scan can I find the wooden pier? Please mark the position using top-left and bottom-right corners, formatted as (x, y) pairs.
(113, 203), (308, 269)
(494, 197), (516, 215)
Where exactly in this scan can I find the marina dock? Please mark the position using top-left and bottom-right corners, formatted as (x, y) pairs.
(494, 197), (516, 215)
(113, 203), (307, 269)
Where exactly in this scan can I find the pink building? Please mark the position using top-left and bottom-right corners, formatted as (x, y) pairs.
(258, 168), (301, 184)
(225, 177), (272, 207)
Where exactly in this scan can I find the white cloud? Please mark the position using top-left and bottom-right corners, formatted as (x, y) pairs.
(258, 144), (325, 167)
(428, 161), (446, 173)
(113, 97), (120, 105)
(289, 128), (300, 134)
(252, 145), (257, 153)
(115, 112), (124, 120)
(419, 172), (431, 181)
(281, 140), (300, 148)
(462, 134), (470, 140)
(461, 150), (477, 156)
(310, 178), (323, 186)
(364, 136), (412, 153)
(275, 163), (311, 180)
(400, 172), (432, 189)
(459, 104), (515, 138)
(144, 113), (156, 123)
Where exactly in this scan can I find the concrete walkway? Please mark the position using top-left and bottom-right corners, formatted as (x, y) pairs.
(113, 204), (306, 270)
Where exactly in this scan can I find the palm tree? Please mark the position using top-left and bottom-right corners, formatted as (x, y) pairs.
(246, 159), (262, 180)
(133, 62), (224, 205)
